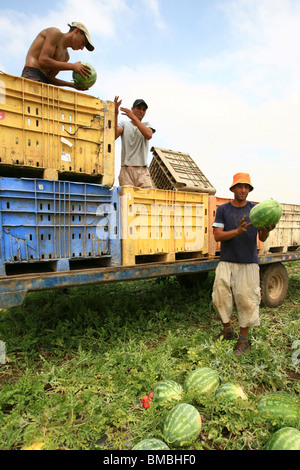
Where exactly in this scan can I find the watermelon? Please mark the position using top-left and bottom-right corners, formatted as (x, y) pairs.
(132, 438), (170, 450)
(249, 199), (282, 229)
(184, 367), (220, 395)
(215, 382), (248, 402)
(73, 62), (97, 89)
(257, 391), (300, 427)
(163, 403), (202, 447)
(266, 427), (300, 451)
(153, 380), (183, 406)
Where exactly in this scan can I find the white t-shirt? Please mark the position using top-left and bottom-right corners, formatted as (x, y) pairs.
(119, 120), (155, 167)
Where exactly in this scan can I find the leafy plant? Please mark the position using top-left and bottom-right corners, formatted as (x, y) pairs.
(0, 263), (299, 450)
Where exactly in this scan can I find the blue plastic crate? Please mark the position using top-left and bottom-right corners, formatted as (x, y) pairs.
(0, 177), (121, 276)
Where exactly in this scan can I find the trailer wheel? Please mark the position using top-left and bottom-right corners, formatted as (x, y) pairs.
(260, 263), (289, 308)
(176, 272), (208, 288)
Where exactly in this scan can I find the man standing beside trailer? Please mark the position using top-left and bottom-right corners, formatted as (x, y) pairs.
(212, 173), (276, 357)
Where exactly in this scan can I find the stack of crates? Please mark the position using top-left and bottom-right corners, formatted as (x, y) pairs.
(118, 147), (216, 266)
(119, 186), (209, 266)
(0, 72), (120, 276)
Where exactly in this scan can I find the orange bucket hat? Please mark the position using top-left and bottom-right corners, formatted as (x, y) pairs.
(230, 172), (254, 192)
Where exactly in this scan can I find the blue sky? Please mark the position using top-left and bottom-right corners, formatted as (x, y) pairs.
(0, 0), (299, 204)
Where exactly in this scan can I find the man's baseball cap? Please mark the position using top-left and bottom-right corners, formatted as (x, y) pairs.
(230, 172), (254, 191)
(68, 22), (94, 51)
(133, 99), (148, 109)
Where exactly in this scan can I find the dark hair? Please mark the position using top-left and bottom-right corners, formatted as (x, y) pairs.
(69, 26), (85, 36)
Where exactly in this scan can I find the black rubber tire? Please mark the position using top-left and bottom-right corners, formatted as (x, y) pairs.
(260, 263), (289, 308)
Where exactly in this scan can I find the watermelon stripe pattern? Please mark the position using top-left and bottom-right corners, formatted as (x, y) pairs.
(132, 438), (170, 450)
(153, 380), (183, 405)
(73, 63), (97, 90)
(163, 403), (202, 447)
(215, 383), (248, 401)
(184, 367), (220, 395)
(249, 199), (282, 229)
(266, 427), (300, 451)
(257, 391), (300, 427)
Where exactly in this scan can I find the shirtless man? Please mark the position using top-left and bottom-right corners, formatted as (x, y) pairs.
(21, 22), (94, 89)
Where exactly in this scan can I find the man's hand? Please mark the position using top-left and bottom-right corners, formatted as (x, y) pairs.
(114, 96), (122, 115)
(258, 224), (276, 242)
(73, 62), (91, 78)
(236, 216), (252, 235)
(72, 83), (89, 91)
(120, 107), (137, 123)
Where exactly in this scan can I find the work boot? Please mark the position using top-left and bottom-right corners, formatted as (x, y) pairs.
(213, 326), (237, 342)
(234, 336), (251, 357)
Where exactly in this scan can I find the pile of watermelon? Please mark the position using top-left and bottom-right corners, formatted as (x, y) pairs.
(131, 366), (300, 450)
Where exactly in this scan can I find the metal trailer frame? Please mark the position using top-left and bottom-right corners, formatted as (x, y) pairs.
(0, 251), (299, 310)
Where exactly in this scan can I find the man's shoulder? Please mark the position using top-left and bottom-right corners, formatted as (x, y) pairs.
(42, 27), (62, 40)
(217, 201), (232, 212)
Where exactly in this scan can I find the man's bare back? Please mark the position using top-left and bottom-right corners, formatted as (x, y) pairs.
(25, 28), (69, 76)
(22, 23), (94, 89)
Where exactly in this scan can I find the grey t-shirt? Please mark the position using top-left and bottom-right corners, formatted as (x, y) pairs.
(119, 120), (155, 167)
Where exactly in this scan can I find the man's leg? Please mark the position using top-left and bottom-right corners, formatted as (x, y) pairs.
(233, 263), (260, 356)
(212, 262), (237, 341)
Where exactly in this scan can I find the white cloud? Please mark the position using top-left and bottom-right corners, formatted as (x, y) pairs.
(99, 61), (299, 203)
(142, 0), (166, 29)
(200, 0), (300, 100)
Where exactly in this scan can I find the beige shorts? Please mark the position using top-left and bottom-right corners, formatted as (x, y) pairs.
(212, 261), (261, 328)
(119, 167), (152, 189)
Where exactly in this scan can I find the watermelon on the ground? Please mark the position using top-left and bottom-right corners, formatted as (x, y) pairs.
(215, 382), (248, 402)
(73, 63), (97, 89)
(153, 380), (183, 406)
(163, 403), (202, 447)
(257, 391), (300, 427)
(266, 427), (300, 451)
(132, 438), (170, 450)
(184, 367), (219, 395)
(249, 199), (282, 230)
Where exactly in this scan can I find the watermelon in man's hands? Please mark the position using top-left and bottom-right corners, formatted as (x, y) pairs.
(73, 63), (97, 89)
(249, 199), (282, 229)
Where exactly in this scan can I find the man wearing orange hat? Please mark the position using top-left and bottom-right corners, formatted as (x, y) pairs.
(212, 173), (275, 357)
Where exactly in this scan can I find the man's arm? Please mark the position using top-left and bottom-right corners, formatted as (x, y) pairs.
(38, 29), (90, 77)
(114, 96), (123, 139)
(47, 73), (88, 90)
(213, 216), (250, 242)
(120, 107), (153, 140)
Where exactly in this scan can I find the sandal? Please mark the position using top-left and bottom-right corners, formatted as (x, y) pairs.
(213, 326), (237, 342)
(234, 336), (251, 357)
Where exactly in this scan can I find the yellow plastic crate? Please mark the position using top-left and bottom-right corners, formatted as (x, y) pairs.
(0, 72), (115, 185)
(120, 186), (209, 266)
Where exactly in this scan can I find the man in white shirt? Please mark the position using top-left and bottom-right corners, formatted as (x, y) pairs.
(114, 96), (155, 188)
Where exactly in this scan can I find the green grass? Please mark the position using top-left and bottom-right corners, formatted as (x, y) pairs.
(0, 262), (299, 450)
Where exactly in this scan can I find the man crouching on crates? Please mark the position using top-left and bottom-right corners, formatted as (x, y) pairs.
(21, 22), (94, 89)
(114, 96), (155, 188)
(212, 173), (276, 357)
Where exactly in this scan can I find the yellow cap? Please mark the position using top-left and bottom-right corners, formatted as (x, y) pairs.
(68, 22), (94, 51)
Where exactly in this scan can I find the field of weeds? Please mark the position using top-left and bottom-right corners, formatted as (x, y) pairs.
(0, 262), (299, 450)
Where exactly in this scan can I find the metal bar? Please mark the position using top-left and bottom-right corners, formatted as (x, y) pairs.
(0, 252), (299, 309)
